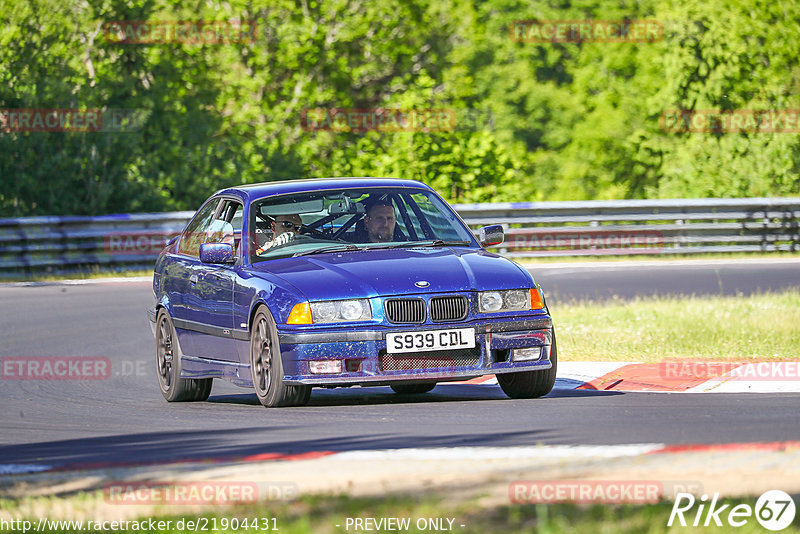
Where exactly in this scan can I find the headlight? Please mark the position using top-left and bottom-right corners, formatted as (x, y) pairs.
(479, 292), (503, 312)
(478, 289), (534, 312)
(504, 290), (529, 309)
(310, 299), (371, 323)
(313, 301), (337, 322)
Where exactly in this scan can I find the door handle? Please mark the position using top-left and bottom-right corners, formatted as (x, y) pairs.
(189, 275), (198, 285)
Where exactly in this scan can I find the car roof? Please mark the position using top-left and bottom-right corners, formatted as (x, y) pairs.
(215, 177), (434, 203)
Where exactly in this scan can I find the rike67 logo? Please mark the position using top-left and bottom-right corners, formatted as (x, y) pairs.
(669, 490), (796, 531)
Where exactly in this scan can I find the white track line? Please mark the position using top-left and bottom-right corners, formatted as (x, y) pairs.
(334, 444), (665, 461)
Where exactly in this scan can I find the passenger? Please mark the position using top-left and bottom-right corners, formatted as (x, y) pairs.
(256, 214), (302, 254)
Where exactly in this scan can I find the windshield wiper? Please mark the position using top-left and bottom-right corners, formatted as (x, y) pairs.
(365, 240), (472, 250)
(414, 240), (472, 247)
(293, 244), (361, 257)
(363, 241), (418, 250)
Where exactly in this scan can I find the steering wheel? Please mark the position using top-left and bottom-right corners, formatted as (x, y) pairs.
(298, 224), (328, 239)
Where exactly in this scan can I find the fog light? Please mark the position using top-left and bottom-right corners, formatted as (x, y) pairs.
(513, 347), (542, 362)
(308, 360), (343, 374)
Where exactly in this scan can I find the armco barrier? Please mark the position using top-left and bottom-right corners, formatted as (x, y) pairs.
(0, 211), (194, 277)
(453, 197), (800, 257)
(0, 198), (798, 277)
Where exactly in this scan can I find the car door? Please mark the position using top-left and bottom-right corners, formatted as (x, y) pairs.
(167, 198), (221, 356)
(184, 199), (242, 362)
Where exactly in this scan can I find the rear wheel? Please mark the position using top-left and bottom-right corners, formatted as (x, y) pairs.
(497, 333), (558, 399)
(250, 306), (311, 407)
(155, 309), (212, 402)
(390, 383), (436, 395)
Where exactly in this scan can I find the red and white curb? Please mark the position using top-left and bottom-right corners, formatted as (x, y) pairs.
(5, 441), (799, 477)
(0, 444), (688, 476)
(448, 362), (800, 393)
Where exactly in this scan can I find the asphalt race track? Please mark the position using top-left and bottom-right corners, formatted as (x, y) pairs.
(528, 258), (800, 302)
(1, 259), (799, 470)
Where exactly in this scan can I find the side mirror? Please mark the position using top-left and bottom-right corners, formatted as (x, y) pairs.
(199, 242), (235, 264)
(479, 225), (504, 247)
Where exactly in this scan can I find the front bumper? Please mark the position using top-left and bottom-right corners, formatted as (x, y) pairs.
(278, 316), (554, 386)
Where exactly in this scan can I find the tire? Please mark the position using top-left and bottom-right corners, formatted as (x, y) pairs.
(390, 383), (436, 395)
(250, 306), (311, 407)
(155, 309), (212, 402)
(497, 332), (558, 399)
(295, 384), (312, 406)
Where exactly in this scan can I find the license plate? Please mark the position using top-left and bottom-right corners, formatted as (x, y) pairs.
(386, 328), (475, 354)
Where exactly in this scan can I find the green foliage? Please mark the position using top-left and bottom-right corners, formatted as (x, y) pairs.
(1, 0), (798, 216)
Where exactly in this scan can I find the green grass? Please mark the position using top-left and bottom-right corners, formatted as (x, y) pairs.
(2, 493), (798, 533)
(555, 290), (800, 362)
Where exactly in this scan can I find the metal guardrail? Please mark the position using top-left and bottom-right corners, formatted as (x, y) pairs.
(0, 212), (194, 276)
(1, 198), (798, 277)
(453, 197), (800, 257)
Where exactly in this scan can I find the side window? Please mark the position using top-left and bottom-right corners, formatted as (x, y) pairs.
(230, 205), (243, 233)
(218, 199), (243, 255)
(218, 200), (243, 232)
(177, 199), (220, 257)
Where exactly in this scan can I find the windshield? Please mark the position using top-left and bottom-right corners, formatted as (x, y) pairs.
(249, 187), (477, 262)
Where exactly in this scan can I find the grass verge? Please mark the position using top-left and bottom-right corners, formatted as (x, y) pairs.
(555, 289), (800, 362)
(2, 492), (798, 533)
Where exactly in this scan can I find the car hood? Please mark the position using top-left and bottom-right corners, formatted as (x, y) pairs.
(249, 247), (532, 301)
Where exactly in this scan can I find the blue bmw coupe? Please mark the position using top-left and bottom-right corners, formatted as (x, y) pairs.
(148, 178), (556, 407)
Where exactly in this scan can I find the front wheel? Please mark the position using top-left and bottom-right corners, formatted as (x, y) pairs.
(250, 306), (311, 408)
(155, 309), (212, 402)
(497, 333), (558, 399)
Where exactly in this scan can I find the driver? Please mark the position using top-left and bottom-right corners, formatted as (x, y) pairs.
(256, 214), (302, 254)
(363, 199), (396, 243)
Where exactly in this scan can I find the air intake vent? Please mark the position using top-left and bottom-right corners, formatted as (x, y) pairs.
(385, 298), (426, 323)
(430, 295), (468, 322)
(380, 348), (481, 371)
